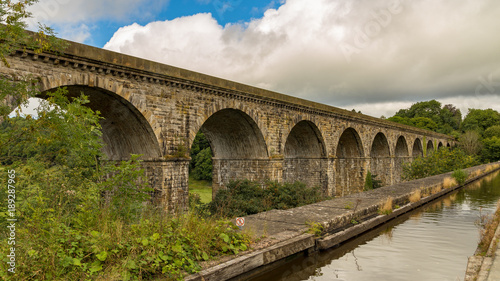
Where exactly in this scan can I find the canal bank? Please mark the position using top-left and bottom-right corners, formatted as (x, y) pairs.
(465, 196), (500, 281)
(185, 163), (500, 281)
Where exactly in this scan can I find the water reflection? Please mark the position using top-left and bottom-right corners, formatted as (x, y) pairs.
(248, 171), (500, 281)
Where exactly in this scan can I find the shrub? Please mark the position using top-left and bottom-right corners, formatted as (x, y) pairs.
(364, 171), (382, 191)
(207, 180), (326, 218)
(452, 169), (469, 185)
(0, 89), (250, 280)
(402, 147), (478, 180)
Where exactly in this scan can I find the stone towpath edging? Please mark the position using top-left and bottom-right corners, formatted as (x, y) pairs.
(186, 163), (500, 281)
(464, 199), (500, 280)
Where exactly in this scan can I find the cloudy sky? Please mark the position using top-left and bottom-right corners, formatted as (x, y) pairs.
(25, 0), (500, 118)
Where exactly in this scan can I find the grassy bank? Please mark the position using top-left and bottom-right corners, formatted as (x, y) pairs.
(188, 176), (212, 203)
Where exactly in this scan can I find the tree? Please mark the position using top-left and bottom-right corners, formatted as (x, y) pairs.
(442, 104), (461, 127)
(0, 2), (252, 280)
(0, 88), (152, 278)
(395, 100), (442, 123)
(389, 100), (462, 135)
(484, 125), (500, 139)
(190, 132), (211, 169)
(192, 147), (213, 181)
(410, 116), (438, 131)
(461, 108), (500, 136)
(387, 115), (411, 126)
(0, 0), (66, 118)
(189, 131), (213, 180)
(481, 137), (500, 163)
(459, 131), (482, 156)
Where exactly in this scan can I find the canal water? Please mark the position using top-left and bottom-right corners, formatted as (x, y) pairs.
(248, 171), (500, 281)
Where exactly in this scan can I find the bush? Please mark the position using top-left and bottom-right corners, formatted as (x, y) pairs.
(481, 137), (500, 163)
(403, 147), (478, 180)
(0, 89), (250, 280)
(452, 169), (469, 185)
(364, 171), (382, 191)
(0, 209), (249, 280)
(207, 180), (326, 218)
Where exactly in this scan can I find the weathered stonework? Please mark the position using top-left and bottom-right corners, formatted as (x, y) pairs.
(1, 39), (455, 210)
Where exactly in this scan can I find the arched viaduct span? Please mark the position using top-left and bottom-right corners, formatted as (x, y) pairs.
(1, 40), (454, 211)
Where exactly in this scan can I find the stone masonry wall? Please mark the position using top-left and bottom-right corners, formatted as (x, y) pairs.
(283, 158), (329, 192)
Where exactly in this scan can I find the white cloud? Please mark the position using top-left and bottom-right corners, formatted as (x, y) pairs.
(102, 0), (500, 117)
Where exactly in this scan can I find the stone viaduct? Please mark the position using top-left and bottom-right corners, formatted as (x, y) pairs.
(1, 39), (454, 211)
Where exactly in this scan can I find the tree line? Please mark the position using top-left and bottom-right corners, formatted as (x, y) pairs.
(385, 100), (500, 163)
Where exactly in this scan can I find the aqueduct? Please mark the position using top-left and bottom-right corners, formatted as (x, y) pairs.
(1, 39), (454, 211)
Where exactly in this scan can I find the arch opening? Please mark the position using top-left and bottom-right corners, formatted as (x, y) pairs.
(394, 136), (410, 184)
(395, 136), (409, 157)
(41, 85), (161, 160)
(336, 128), (364, 158)
(188, 132), (214, 204)
(370, 133), (390, 157)
(412, 138), (423, 157)
(284, 120), (326, 159)
(335, 128), (364, 197)
(370, 132), (391, 186)
(200, 109), (268, 159)
(195, 108), (268, 194)
(427, 140), (435, 155)
(14, 86), (166, 207)
(283, 120), (327, 191)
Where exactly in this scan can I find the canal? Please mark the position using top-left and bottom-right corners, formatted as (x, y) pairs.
(248, 171), (500, 281)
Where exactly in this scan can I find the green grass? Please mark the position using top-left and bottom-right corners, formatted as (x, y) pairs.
(189, 175), (213, 203)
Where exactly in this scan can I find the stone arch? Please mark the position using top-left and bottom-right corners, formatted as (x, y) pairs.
(40, 85), (161, 160)
(412, 138), (423, 157)
(197, 108), (269, 192)
(394, 136), (410, 184)
(190, 101), (268, 155)
(336, 127), (364, 158)
(199, 108), (268, 159)
(284, 120), (326, 158)
(335, 128), (364, 197)
(395, 136), (409, 157)
(370, 132), (391, 186)
(283, 120), (327, 190)
(370, 132), (390, 157)
(427, 140), (434, 155)
(438, 142), (444, 149)
(447, 143), (451, 148)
